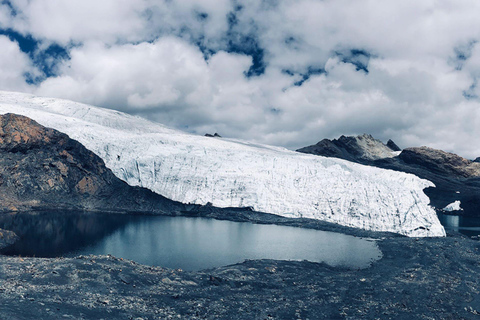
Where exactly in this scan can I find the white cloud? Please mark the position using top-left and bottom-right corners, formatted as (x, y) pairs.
(0, 36), (37, 92)
(1, 0), (480, 158)
(6, 0), (151, 44)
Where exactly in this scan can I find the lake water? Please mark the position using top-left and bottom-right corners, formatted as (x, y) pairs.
(0, 212), (382, 271)
(438, 213), (480, 238)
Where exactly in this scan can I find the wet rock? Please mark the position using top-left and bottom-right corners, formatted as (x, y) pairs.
(0, 228), (18, 249)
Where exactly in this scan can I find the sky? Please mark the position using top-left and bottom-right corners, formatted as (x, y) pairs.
(0, 0), (479, 159)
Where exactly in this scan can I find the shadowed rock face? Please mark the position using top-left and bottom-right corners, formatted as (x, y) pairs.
(298, 135), (480, 216)
(386, 139), (401, 152)
(0, 113), (179, 214)
(474, 157), (480, 163)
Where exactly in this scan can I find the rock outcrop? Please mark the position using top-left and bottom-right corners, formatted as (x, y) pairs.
(205, 133), (222, 138)
(298, 135), (480, 216)
(387, 139), (401, 152)
(0, 113), (179, 214)
(0, 228), (18, 250)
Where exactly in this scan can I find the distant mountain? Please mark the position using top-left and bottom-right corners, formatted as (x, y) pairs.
(0, 113), (179, 214)
(298, 135), (480, 216)
(0, 91), (445, 237)
(297, 134), (400, 162)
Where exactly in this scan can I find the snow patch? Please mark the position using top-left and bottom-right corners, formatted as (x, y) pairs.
(0, 91), (446, 237)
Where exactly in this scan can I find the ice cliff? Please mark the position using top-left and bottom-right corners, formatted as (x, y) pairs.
(0, 91), (445, 237)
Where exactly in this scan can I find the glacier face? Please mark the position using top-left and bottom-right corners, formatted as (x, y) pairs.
(0, 91), (445, 237)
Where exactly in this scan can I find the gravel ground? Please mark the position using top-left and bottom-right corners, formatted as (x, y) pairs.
(1, 220), (479, 319)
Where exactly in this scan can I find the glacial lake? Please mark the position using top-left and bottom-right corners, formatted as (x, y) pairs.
(0, 211), (382, 271)
(438, 213), (480, 238)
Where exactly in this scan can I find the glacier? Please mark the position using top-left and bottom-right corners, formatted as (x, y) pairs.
(0, 91), (445, 237)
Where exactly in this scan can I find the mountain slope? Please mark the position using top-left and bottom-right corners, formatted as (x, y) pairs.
(298, 135), (480, 216)
(0, 113), (180, 214)
(297, 134), (401, 162)
(0, 91), (445, 237)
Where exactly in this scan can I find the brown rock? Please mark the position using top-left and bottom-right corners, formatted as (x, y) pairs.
(0, 113), (180, 214)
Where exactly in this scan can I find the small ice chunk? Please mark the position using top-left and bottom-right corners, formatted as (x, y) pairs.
(443, 201), (463, 212)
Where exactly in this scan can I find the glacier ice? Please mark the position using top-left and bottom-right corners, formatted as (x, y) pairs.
(0, 91), (445, 237)
(443, 201), (463, 212)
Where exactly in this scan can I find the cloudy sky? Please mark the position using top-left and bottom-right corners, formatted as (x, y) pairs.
(0, 0), (479, 158)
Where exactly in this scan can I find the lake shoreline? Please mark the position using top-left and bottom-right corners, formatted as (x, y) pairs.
(1, 210), (479, 319)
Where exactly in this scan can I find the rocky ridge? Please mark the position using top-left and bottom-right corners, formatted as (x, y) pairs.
(298, 135), (480, 215)
(399, 147), (480, 179)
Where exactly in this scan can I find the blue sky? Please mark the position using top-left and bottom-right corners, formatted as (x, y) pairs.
(0, 0), (479, 158)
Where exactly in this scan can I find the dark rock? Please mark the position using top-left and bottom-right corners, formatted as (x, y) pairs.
(474, 157), (480, 163)
(386, 139), (401, 151)
(0, 113), (181, 214)
(0, 228), (18, 249)
(205, 133), (222, 138)
(399, 147), (480, 178)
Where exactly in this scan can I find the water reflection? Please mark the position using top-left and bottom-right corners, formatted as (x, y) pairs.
(0, 211), (131, 257)
(438, 213), (480, 238)
(0, 212), (382, 271)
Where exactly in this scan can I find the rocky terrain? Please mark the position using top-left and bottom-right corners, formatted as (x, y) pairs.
(0, 113), (183, 214)
(399, 147), (480, 179)
(0, 226), (479, 320)
(298, 135), (480, 216)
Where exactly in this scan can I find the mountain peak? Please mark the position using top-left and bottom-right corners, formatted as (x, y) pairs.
(299, 134), (399, 162)
(387, 139), (401, 151)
